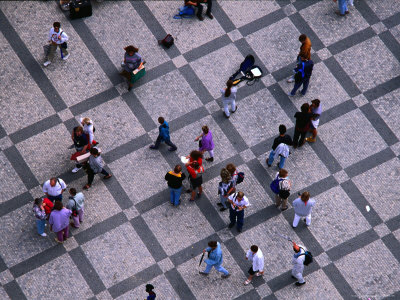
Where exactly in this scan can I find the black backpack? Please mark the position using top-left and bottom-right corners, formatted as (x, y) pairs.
(299, 248), (313, 266)
(236, 172), (245, 184)
(158, 34), (174, 49)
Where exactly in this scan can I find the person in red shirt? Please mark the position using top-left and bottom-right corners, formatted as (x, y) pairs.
(186, 161), (204, 201)
(42, 198), (54, 219)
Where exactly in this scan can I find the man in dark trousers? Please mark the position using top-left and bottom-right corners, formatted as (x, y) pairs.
(288, 54), (314, 96)
(149, 117), (177, 151)
(185, 0), (213, 21)
(293, 103), (314, 148)
(267, 124), (293, 169)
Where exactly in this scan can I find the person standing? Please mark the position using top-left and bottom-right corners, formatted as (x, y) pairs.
(186, 161), (204, 201)
(293, 103), (313, 148)
(43, 22), (69, 67)
(165, 165), (186, 206)
(199, 241), (230, 278)
(288, 34), (312, 83)
(66, 188), (85, 228)
(83, 148), (112, 190)
(267, 124), (293, 169)
(80, 117), (98, 146)
(271, 169), (291, 211)
(217, 168), (234, 212)
(305, 99), (322, 143)
(150, 117), (177, 151)
(185, 0), (213, 21)
(288, 55), (314, 96)
(244, 245), (264, 285)
(33, 198), (47, 237)
(292, 242), (306, 286)
(195, 125), (215, 162)
(145, 284), (156, 300)
(333, 0), (349, 16)
(71, 126), (89, 173)
(49, 201), (71, 243)
(221, 80), (238, 118)
(226, 163), (238, 191)
(120, 45), (144, 91)
(292, 192), (316, 228)
(42, 177), (67, 202)
(228, 191), (249, 232)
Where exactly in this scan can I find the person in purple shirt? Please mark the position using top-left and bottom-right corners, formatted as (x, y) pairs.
(195, 125), (215, 162)
(49, 201), (72, 243)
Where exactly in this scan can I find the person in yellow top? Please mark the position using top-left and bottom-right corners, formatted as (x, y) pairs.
(165, 165), (186, 206)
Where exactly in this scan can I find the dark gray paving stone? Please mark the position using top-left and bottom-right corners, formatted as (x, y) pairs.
(386, 215), (400, 232)
(0, 191), (33, 218)
(328, 27), (375, 55)
(355, 0), (381, 25)
(289, 12), (325, 51)
(69, 87), (119, 116)
(183, 34), (232, 63)
(379, 30), (400, 61)
(322, 263), (356, 300)
(382, 233), (400, 264)
(195, 193), (227, 232)
(3, 280), (27, 300)
(165, 268), (196, 300)
(212, 0), (236, 33)
(239, 9), (286, 37)
(234, 289), (260, 300)
(382, 12), (400, 29)
(364, 75), (400, 102)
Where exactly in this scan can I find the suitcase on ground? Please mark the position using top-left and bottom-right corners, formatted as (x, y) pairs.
(70, 0), (92, 19)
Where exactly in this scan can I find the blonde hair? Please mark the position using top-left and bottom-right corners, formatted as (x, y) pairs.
(82, 117), (92, 125)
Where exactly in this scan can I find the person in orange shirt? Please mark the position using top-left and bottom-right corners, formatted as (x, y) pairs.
(287, 34), (312, 83)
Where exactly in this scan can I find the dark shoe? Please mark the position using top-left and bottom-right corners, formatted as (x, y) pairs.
(223, 112), (230, 118)
(149, 145), (157, 150)
(83, 184), (91, 190)
(295, 282), (306, 286)
(221, 274), (230, 279)
(206, 12), (214, 19)
(217, 203), (223, 207)
(345, 10), (349, 14)
(186, 189), (192, 193)
(299, 141), (306, 147)
(197, 14), (204, 21)
(231, 106), (238, 113)
(199, 271), (208, 276)
(205, 157), (214, 162)
(335, 11), (345, 16)
(189, 198), (195, 201)
(291, 275), (297, 279)
(197, 192), (202, 198)
(228, 223), (235, 228)
(237, 227), (242, 233)
(128, 85), (133, 91)
(281, 207), (288, 211)
(168, 147), (177, 151)
(103, 174), (112, 179)
(220, 207), (227, 212)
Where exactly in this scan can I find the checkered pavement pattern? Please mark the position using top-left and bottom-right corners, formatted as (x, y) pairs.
(1, 0), (400, 299)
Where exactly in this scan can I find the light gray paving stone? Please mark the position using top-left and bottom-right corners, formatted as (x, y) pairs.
(352, 94), (369, 108)
(316, 47), (332, 61)
(373, 223), (391, 238)
(352, 158), (400, 222)
(29, 185), (45, 200)
(260, 73), (277, 87)
(390, 141), (400, 156)
(391, 24), (400, 44)
(239, 149), (256, 163)
(172, 55), (188, 69)
(0, 287), (10, 300)
(393, 229), (400, 243)
(63, 236), (79, 252)
(227, 29), (243, 42)
(57, 109), (74, 122)
(314, 252), (332, 268)
(0, 152), (27, 203)
(96, 289), (113, 300)
(216, 227), (234, 243)
(157, 257), (174, 273)
(256, 283), (272, 298)
(123, 206), (139, 221)
(311, 186), (371, 251)
(333, 170), (349, 185)
(0, 136), (13, 151)
(204, 100), (221, 115)
(274, 269), (343, 299)
(371, 22), (387, 35)
(142, 202), (214, 256)
(0, 270), (14, 286)
(335, 239), (400, 299)
(282, 3), (297, 16)
(366, 0), (399, 19)
(318, 109), (387, 168)
(82, 223), (155, 288)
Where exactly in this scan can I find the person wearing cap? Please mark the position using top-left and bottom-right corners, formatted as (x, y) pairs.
(199, 241), (230, 278)
(244, 245), (264, 285)
(292, 242), (306, 286)
(292, 191), (316, 228)
(145, 283), (156, 300)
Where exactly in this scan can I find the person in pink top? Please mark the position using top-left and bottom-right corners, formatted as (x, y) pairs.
(49, 201), (72, 243)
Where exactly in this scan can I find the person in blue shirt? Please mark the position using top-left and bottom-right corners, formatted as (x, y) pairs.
(150, 117), (177, 151)
(199, 241), (230, 278)
(288, 54), (314, 96)
(145, 284), (156, 300)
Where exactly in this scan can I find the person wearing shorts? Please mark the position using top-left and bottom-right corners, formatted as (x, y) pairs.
(244, 245), (264, 285)
(306, 99), (322, 143)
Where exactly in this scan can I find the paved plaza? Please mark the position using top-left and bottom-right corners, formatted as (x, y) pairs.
(1, 0), (400, 299)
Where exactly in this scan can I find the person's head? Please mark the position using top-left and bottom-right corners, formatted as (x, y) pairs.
(220, 168), (231, 183)
(278, 169), (288, 178)
(90, 147), (99, 156)
(236, 191), (245, 201)
(158, 116), (165, 124)
(202, 125), (209, 134)
(192, 161), (200, 170)
(208, 241), (218, 249)
(124, 45), (139, 56)
(174, 165), (182, 173)
(293, 242), (300, 253)
(279, 124), (287, 135)
(225, 80), (234, 97)
(190, 150), (203, 161)
(298, 34), (307, 43)
(34, 198), (43, 206)
(81, 117), (92, 125)
(311, 99), (320, 108)
(250, 245), (258, 253)
(301, 191), (310, 202)
(226, 163), (236, 176)
(69, 188), (77, 196)
(54, 200), (63, 211)
(300, 103), (310, 113)
(50, 177), (57, 187)
(75, 126), (84, 136)
(53, 22), (61, 32)
(145, 284), (154, 293)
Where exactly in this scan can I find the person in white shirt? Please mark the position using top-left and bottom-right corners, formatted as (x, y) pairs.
(80, 117), (97, 146)
(292, 242), (306, 286)
(227, 191), (249, 232)
(220, 80), (238, 118)
(42, 177), (67, 202)
(292, 191), (316, 228)
(244, 245), (264, 285)
(44, 22), (69, 67)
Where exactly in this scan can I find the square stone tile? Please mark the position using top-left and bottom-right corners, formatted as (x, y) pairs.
(57, 108), (74, 122)
(260, 73), (277, 87)
(216, 227), (234, 243)
(96, 290), (113, 300)
(352, 94), (369, 107)
(0, 270), (14, 286)
(190, 43), (244, 99)
(62, 236), (79, 252)
(333, 170), (349, 184)
(146, 1), (226, 54)
(282, 3), (297, 16)
(220, 0), (280, 28)
(299, 1), (369, 46)
(246, 17), (300, 72)
(372, 22), (387, 35)
(0, 152), (27, 203)
(230, 88), (293, 147)
(227, 29), (243, 42)
(274, 269), (343, 299)
(0, 136), (13, 151)
(85, 1), (169, 71)
(157, 257), (174, 273)
(335, 239), (400, 299)
(204, 100), (221, 114)
(336, 36), (400, 92)
(316, 47), (332, 61)
(134, 69), (202, 123)
(240, 149), (256, 163)
(82, 223), (155, 288)
(29, 185), (44, 200)
(367, 1), (399, 19)
(318, 109), (387, 168)
(116, 274), (179, 300)
(123, 205), (139, 221)
(393, 228), (400, 243)
(76, 97), (146, 153)
(352, 158), (400, 222)
(390, 141), (400, 156)
(391, 24), (400, 45)
(374, 223), (391, 238)
(16, 123), (71, 183)
(142, 202), (214, 256)
(256, 283), (272, 298)
(17, 254), (94, 299)
(178, 245), (253, 299)
(314, 252), (332, 268)
(171, 115), (237, 165)
(109, 145), (171, 204)
(311, 186), (371, 251)
(172, 55), (188, 69)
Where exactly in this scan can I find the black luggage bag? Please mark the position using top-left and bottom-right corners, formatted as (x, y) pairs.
(70, 0), (92, 19)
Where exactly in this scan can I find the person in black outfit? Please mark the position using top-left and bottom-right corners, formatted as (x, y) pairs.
(267, 125), (293, 169)
(288, 55), (314, 96)
(145, 284), (156, 300)
(185, 0), (213, 21)
(165, 165), (186, 206)
(293, 103), (313, 148)
(71, 126), (89, 173)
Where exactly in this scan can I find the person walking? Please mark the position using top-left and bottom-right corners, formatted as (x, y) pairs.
(288, 34), (312, 83)
(185, 0), (213, 21)
(292, 242), (307, 286)
(270, 169), (291, 211)
(70, 126), (89, 173)
(293, 103), (313, 148)
(305, 99), (322, 143)
(199, 241), (230, 278)
(333, 0), (349, 16)
(43, 22), (69, 67)
(244, 245), (264, 285)
(33, 198), (47, 237)
(288, 55), (314, 96)
(150, 117), (177, 151)
(66, 188), (85, 228)
(120, 45), (144, 91)
(186, 161), (204, 201)
(220, 80), (238, 118)
(292, 192), (316, 228)
(228, 191), (249, 232)
(195, 125), (215, 162)
(145, 284), (156, 300)
(42, 177), (67, 202)
(80, 117), (98, 146)
(165, 165), (186, 206)
(49, 201), (71, 243)
(83, 148), (112, 190)
(217, 168), (234, 212)
(267, 124), (293, 169)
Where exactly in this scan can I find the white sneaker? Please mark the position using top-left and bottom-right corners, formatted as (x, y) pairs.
(72, 166), (82, 173)
(40, 233), (47, 237)
(63, 53), (70, 60)
(43, 61), (51, 67)
(287, 76), (295, 83)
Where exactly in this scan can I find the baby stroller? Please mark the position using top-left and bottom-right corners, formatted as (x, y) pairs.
(229, 55), (263, 86)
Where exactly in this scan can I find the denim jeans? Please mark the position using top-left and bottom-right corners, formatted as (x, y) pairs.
(229, 206), (244, 230)
(169, 187), (182, 206)
(223, 99), (236, 117)
(203, 263), (229, 275)
(219, 194), (228, 209)
(268, 150), (286, 169)
(154, 136), (177, 150)
(338, 0), (348, 14)
(48, 194), (63, 202)
(290, 77), (310, 96)
(87, 168), (109, 185)
(36, 219), (46, 235)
